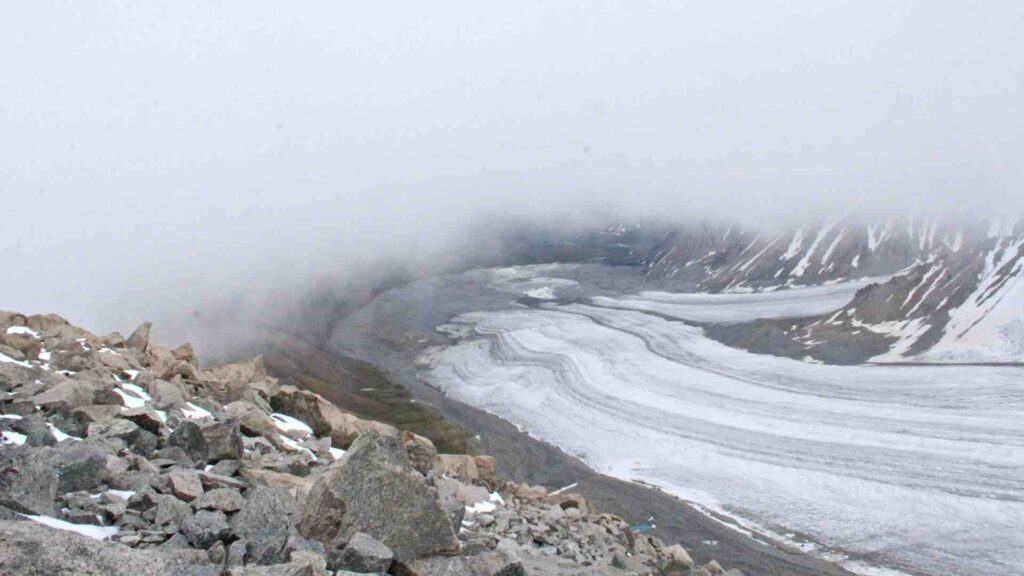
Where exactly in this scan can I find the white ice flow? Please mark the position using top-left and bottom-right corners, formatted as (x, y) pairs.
(590, 277), (883, 324)
(421, 292), (1024, 576)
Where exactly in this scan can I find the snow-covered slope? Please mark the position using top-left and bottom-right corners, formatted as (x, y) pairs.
(634, 215), (1024, 363)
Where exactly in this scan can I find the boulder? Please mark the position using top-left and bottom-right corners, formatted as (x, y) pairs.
(121, 406), (166, 434)
(472, 456), (497, 482)
(224, 400), (276, 437)
(171, 342), (197, 365)
(0, 446), (57, 515)
(272, 385), (397, 449)
(332, 531), (394, 573)
(126, 321), (152, 352)
(231, 485), (299, 565)
(181, 509), (231, 548)
(52, 441), (112, 493)
(153, 493), (194, 528)
(147, 379), (187, 410)
(11, 414), (56, 447)
(200, 420), (243, 462)
(194, 487), (245, 513)
(30, 381), (95, 411)
(168, 421), (208, 463)
(168, 470), (204, 501)
(661, 544), (694, 575)
(238, 468), (314, 500)
(298, 431), (459, 561)
(0, 519), (202, 576)
(403, 431), (438, 475)
(431, 454), (479, 481)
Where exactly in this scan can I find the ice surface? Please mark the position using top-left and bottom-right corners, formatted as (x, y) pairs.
(422, 299), (1024, 576)
(591, 277), (883, 324)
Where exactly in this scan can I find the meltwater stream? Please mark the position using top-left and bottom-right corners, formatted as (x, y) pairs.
(417, 267), (1024, 576)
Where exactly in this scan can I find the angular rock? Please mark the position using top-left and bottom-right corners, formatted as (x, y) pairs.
(0, 446), (57, 515)
(168, 470), (204, 501)
(225, 400), (276, 437)
(121, 406), (165, 434)
(333, 531), (394, 573)
(231, 485), (299, 565)
(0, 519), (203, 576)
(147, 378), (187, 410)
(126, 321), (152, 352)
(168, 420), (208, 463)
(52, 441), (111, 493)
(298, 431), (459, 561)
(403, 431), (438, 475)
(194, 487), (245, 512)
(181, 509), (231, 548)
(30, 380), (95, 411)
(661, 544), (694, 575)
(201, 420), (243, 462)
(432, 454), (479, 481)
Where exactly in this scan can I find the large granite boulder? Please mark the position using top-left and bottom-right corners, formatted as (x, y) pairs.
(0, 446), (57, 515)
(298, 431), (458, 561)
(231, 485), (299, 565)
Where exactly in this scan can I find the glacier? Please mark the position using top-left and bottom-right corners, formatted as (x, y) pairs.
(419, 275), (1024, 576)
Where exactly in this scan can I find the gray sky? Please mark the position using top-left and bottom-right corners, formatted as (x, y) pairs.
(2, 1), (1022, 341)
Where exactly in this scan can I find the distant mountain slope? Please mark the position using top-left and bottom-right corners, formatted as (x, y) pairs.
(629, 215), (1024, 363)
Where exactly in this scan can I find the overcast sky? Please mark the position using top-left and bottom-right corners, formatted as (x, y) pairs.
(2, 1), (1022, 340)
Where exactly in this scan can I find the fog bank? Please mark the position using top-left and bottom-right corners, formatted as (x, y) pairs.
(3, 1), (1022, 346)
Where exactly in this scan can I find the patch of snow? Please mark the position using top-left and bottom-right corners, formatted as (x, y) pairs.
(5, 326), (39, 338)
(1, 430), (27, 445)
(0, 414), (23, 420)
(113, 387), (147, 409)
(781, 227), (806, 260)
(271, 413), (313, 438)
(121, 382), (151, 402)
(277, 434), (318, 460)
(182, 402), (213, 420)
(48, 423), (81, 442)
(465, 500), (497, 514)
(329, 447), (346, 460)
(549, 482), (578, 496)
(21, 514), (119, 540)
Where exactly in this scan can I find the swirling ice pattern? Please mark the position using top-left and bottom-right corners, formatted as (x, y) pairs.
(422, 304), (1024, 576)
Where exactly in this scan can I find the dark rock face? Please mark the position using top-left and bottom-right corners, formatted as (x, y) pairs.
(231, 485), (299, 565)
(298, 431), (459, 561)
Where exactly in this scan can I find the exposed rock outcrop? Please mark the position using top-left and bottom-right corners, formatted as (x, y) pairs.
(0, 311), (738, 576)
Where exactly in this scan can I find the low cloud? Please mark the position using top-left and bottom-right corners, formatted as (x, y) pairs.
(3, 1), (1022, 345)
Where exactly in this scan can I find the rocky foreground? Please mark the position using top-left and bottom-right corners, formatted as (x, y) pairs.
(0, 311), (741, 576)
